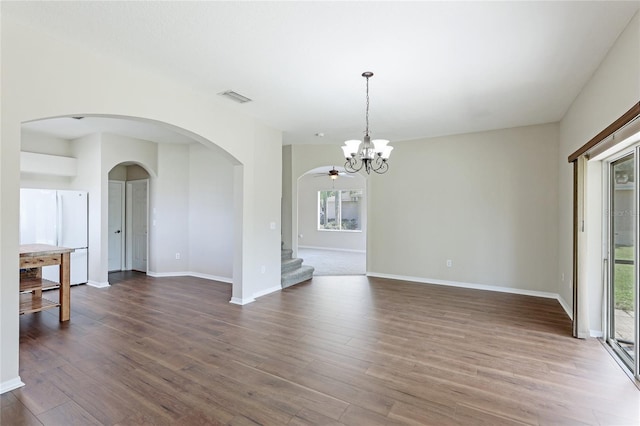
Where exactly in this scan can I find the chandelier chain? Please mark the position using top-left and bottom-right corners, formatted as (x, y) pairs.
(365, 76), (370, 136)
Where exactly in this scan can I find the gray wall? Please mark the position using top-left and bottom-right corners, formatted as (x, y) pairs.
(368, 123), (559, 293)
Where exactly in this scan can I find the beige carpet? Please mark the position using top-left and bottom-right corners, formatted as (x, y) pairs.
(297, 247), (365, 276)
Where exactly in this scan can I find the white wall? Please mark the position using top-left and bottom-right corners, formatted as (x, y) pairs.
(20, 131), (74, 189)
(188, 144), (234, 281)
(297, 173), (366, 251)
(21, 130), (73, 156)
(241, 122), (282, 299)
(149, 143), (190, 274)
(282, 145), (293, 250)
(368, 123), (560, 294)
(70, 134), (103, 286)
(558, 12), (640, 334)
(1, 17), (282, 392)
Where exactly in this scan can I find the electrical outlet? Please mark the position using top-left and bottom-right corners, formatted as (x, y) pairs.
(446, 259), (452, 267)
(175, 253), (181, 260)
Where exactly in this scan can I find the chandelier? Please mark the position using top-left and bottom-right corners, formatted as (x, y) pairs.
(341, 72), (393, 174)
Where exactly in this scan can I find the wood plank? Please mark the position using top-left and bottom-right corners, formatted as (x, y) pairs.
(12, 369), (71, 416)
(19, 255), (62, 269)
(19, 244), (74, 256)
(36, 400), (102, 425)
(59, 252), (71, 321)
(19, 294), (60, 315)
(0, 399), (43, 426)
(5, 272), (640, 426)
(20, 278), (59, 293)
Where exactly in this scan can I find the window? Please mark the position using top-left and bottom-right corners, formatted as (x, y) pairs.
(318, 189), (363, 231)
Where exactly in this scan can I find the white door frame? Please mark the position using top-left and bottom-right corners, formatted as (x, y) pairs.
(602, 145), (640, 379)
(108, 180), (126, 272)
(125, 179), (149, 273)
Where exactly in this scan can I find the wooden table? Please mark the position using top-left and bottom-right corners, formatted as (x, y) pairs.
(19, 244), (74, 322)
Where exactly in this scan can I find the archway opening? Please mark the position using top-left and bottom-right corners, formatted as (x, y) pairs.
(296, 165), (366, 275)
(20, 114), (241, 296)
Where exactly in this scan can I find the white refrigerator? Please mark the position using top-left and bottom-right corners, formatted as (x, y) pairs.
(20, 189), (89, 285)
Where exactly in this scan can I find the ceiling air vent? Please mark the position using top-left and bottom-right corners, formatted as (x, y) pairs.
(218, 90), (252, 104)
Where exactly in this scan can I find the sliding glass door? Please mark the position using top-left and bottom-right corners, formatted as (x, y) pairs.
(607, 152), (638, 373)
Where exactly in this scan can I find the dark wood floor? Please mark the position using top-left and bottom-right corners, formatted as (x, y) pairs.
(2, 273), (639, 425)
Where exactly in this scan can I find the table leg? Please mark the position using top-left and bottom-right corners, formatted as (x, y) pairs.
(59, 252), (71, 321)
(34, 267), (42, 298)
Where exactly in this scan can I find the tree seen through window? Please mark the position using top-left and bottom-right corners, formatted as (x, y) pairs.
(318, 190), (362, 231)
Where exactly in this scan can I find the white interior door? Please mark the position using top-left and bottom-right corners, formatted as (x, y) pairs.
(131, 180), (148, 272)
(108, 181), (125, 272)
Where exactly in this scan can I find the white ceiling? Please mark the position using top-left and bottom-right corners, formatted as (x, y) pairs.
(4, 1), (639, 146)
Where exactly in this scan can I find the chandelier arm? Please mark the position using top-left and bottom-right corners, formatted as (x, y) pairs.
(344, 157), (363, 173)
(368, 156), (389, 174)
(373, 160), (389, 174)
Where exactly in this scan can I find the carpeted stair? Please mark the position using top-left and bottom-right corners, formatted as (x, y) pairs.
(281, 244), (314, 288)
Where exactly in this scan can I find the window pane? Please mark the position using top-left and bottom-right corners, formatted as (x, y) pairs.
(318, 189), (362, 231)
(318, 190), (338, 230)
(610, 154), (635, 368)
(339, 190), (362, 231)
(319, 191), (327, 229)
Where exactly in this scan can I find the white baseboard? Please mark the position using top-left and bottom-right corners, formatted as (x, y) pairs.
(366, 272), (574, 316)
(87, 280), (110, 288)
(147, 271), (232, 283)
(298, 245), (366, 254)
(229, 296), (255, 305)
(0, 377), (25, 394)
(556, 295), (573, 320)
(187, 272), (232, 283)
(590, 329), (604, 338)
(253, 285), (281, 299)
(147, 271), (190, 278)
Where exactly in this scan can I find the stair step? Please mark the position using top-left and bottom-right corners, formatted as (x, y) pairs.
(281, 257), (303, 273)
(281, 265), (314, 289)
(281, 249), (293, 260)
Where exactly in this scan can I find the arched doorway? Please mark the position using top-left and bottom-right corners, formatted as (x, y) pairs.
(296, 166), (367, 275)
(108, 162), (150, 274)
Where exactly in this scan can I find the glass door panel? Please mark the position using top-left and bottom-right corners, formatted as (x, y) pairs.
(609, 154), (636, 369)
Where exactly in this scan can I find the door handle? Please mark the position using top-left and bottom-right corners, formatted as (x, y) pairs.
(115, 230), (121, 234)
